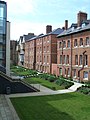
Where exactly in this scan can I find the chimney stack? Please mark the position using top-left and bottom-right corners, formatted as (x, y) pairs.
(46, 25), (52, 34)
(65, 20), (68, 30)
(77, 11), (87, 27)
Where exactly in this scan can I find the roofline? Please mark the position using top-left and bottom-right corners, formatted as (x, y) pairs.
(57, 28), (90, 38)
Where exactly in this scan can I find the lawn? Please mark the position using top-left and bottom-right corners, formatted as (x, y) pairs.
(11, 66), (37, 76)
(24, 77), (64, 90)
(11, 92), (90, 120)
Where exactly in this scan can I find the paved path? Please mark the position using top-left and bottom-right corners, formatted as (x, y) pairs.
(7, 82), (83, 98)
(0, 95), (20, 120)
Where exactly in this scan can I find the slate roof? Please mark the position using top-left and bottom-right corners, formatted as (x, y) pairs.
(39, 28), (63, 38)
(57, 23), (90, 38)
(24, 34), (36, 41)
(18, 27), (63, 43)
(26, 28), (63, 42)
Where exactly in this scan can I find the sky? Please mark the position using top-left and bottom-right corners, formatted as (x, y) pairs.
(4, 0), (90, 40)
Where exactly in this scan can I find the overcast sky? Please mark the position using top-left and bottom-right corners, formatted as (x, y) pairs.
(4, 0), (90, 40)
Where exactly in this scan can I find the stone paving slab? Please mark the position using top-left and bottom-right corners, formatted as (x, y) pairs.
(0, 95), (20, 120)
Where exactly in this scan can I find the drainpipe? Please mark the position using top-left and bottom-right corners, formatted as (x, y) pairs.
(78, 50), (86, 82)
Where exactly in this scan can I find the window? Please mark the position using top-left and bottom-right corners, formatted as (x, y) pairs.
(65, 69), (66, 75)
(66, 55), (69, 64)
(79, 55), (82, 65)
(60, 68), (62, 75)
(0, 7), (4, 17)
(67, 40), (70, 48)
(67, 68), (70, 76)
(47, 46), (49, 51)
(80, 38), (83, 46)
(60, 55), (62, 64)
(73, 69), (76, 77)
(44, 56), (45, 62)
(44, 46), (45, 52)
(84, 55), (88, 66)
(59, 42), (62, 48)
(75, 55), (78, 65)
(40, 56), (42, 62)
(47, 56), (49, 63)
(85, 37), (89, 46)
(63, 55), (66, 64)
(83, 71), (88, 79)
(37, 56), (38, 62)
(40, 47), (41, 51)
(63, 41), (66, 48)
(74, 39), (78, 47)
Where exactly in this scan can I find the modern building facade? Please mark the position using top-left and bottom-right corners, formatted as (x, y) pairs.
(55, 11), (90, 82)
(0, 1), (10, 76)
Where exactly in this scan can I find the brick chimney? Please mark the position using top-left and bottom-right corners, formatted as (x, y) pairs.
(46, 25), (52, 34)
(65, 20), (68, 30)
(77, 11), (87, 27)
(28, 33), (34, 35)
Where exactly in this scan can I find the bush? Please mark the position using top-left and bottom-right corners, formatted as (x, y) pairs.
(39, 74), (49, 80)
(78, 86), (90, 95)
(48, 76), (55, 82)
(68, 77), (73, 81)
(52, 87), (56, 90)
(55, 78), (64, 86)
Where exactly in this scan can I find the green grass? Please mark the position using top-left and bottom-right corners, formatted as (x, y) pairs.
(11, 92), (90, 120)
(11, 66), (37, 76)
(24, 77), (64, 90)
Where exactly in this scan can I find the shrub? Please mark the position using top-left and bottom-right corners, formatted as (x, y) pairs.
(52, 87), (56, 90)
(48, 76), (55, 82)
(68, 77), (73, 81)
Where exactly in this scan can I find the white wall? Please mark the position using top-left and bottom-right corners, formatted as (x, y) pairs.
(6, 21), (10, 76)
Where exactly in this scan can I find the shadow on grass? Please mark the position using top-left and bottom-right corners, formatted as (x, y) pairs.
(11, 93), (76, 120)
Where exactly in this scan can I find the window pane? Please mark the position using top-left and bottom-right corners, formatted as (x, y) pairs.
(0, 7), (4, 17)
(75, 55), (78, 65)
(80, 38), (83, 46)
(74, 39), (77, 47)
(84, 71), (88, 78)
(67, 40), (70, 47)
(86, 37), (89, 45)
(60, 68), (62, 75)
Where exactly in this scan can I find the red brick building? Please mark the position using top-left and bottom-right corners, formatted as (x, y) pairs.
(36, 26), (63, 73)
(24, 36), (36, 69)
(10, 40), (18, 65)
(55, 12), (90, 82)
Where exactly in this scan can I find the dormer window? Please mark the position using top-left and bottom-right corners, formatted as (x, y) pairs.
(80, 38), (83, 46)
